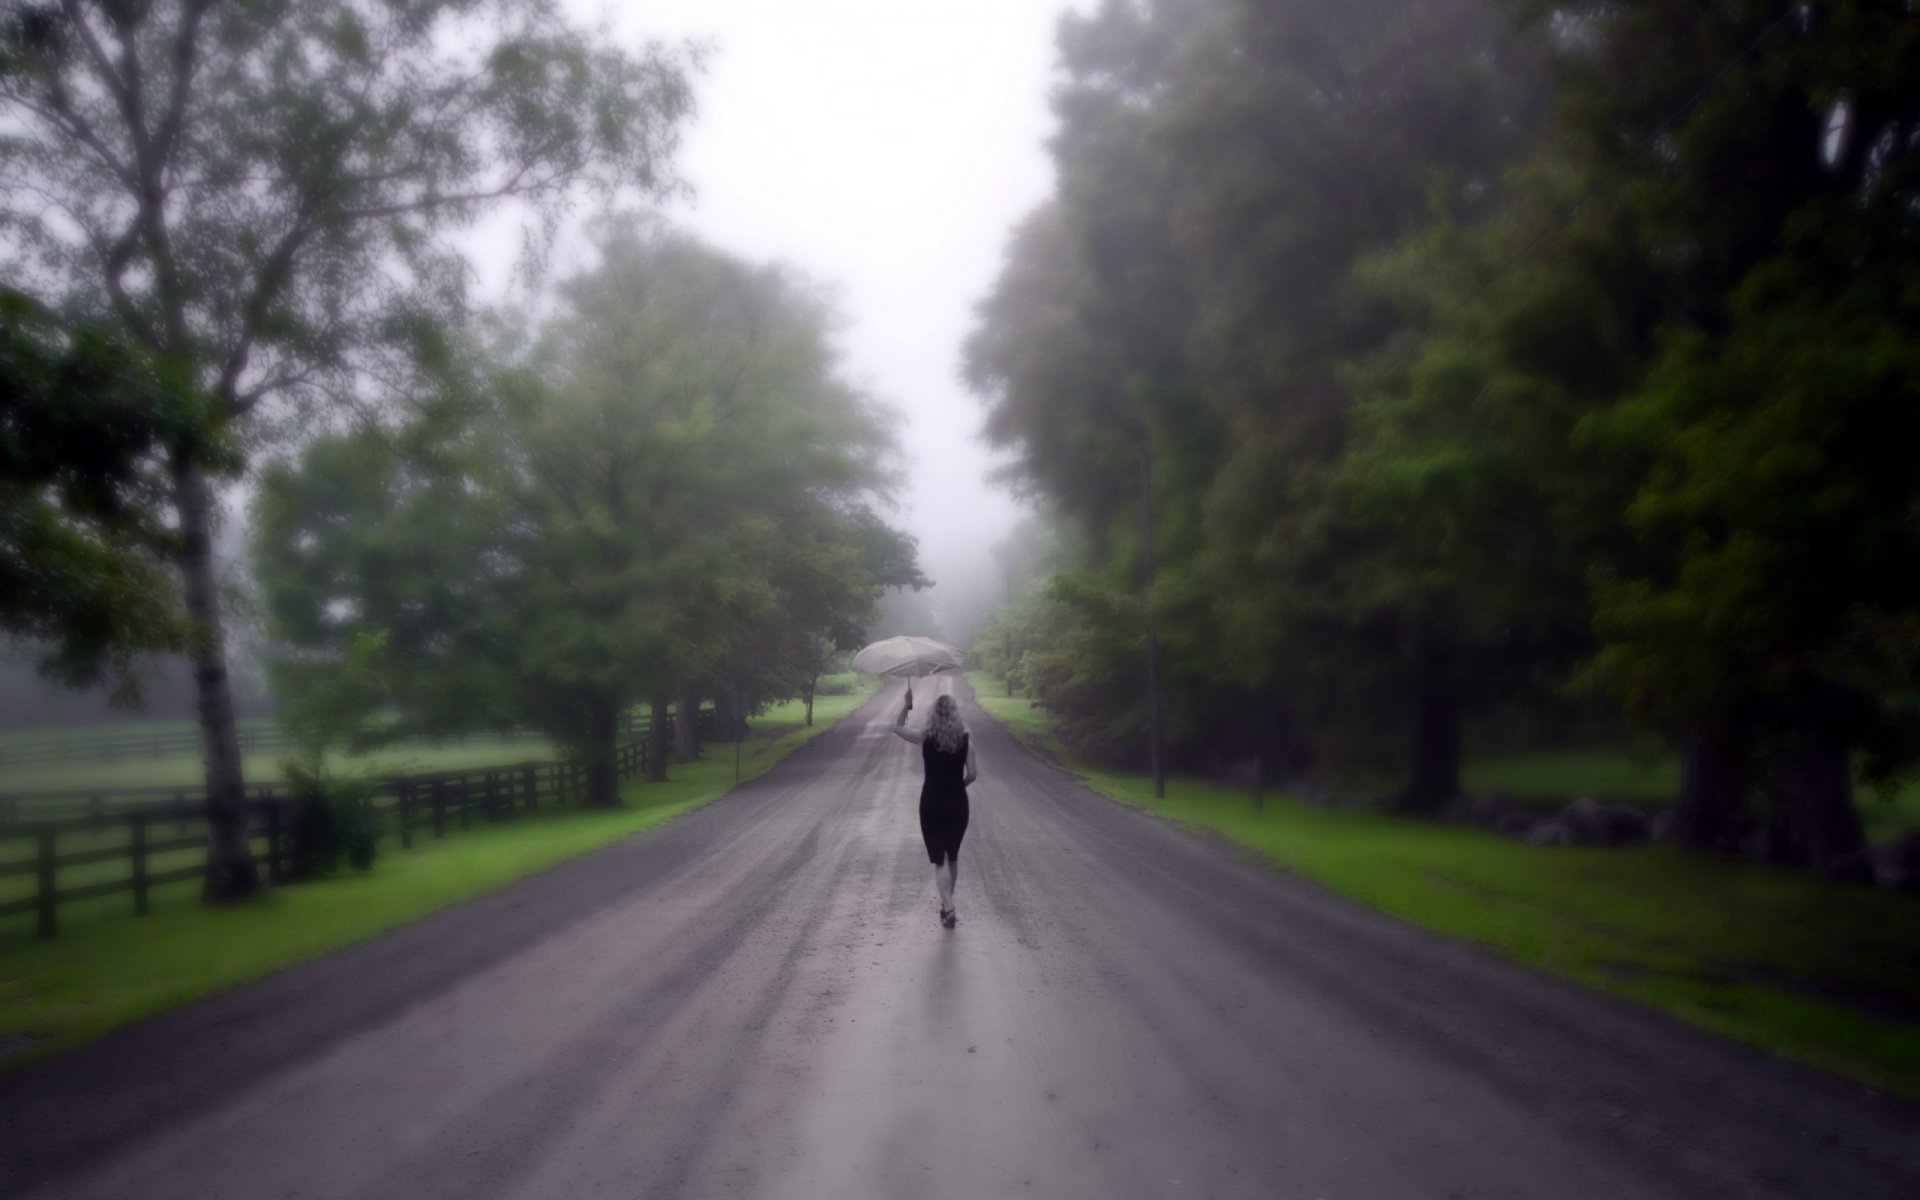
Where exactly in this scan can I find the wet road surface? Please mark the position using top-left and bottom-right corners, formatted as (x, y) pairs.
(3, 676), (1916, 1199)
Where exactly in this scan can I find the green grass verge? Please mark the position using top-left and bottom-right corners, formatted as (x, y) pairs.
(964, 673), (1920, 1100)
(0, 691), (868, 1071)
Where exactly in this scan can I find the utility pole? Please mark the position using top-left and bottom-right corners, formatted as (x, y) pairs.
(1140, 444), (1165, 799)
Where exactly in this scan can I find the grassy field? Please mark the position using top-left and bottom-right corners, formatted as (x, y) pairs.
(0, 716), (279, 753)
(0, 688), (874, 1070)
(0, 732), (556, 794)
(0, 687), (884, 794)
(965, 673), (1920, 1100)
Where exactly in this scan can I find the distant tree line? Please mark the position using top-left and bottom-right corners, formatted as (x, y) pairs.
(964, 0), (1920, 873)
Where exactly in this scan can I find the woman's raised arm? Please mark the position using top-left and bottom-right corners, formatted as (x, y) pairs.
(890, 686), (925, 744)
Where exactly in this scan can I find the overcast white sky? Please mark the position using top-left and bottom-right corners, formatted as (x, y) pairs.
(528, 0), (1083, 618)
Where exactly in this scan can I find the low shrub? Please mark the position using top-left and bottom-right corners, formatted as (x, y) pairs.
(280, 755), (380, 878)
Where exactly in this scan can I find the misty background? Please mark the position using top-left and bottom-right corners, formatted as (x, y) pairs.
(531, 0), (1065, 642)
(0, 0), (1072, 725)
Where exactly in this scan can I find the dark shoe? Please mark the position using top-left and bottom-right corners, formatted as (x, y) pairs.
(941, 908), (957, 928)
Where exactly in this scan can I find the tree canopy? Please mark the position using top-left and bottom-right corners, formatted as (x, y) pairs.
(256, 222), (924, 805)
(964, 0), (1920, 871)
(0, 0), (698, 896)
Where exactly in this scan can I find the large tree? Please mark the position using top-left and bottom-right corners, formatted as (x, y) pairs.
(0, 0), (694, 897)
(258, 224), (921, 805)
(1519, 0), (1920, 866)
(1162, 0), (1546, 807)
(968, 0), (1546, 793)
(1321, 169), (1636, 811)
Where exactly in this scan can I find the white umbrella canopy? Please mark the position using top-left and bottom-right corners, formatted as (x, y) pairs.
(851, 635), (967, 679)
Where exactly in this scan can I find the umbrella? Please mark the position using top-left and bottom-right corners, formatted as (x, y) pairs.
(851, 635), (967, 680)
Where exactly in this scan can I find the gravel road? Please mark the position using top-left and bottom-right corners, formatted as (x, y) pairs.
(3, 676), (1915, 1200)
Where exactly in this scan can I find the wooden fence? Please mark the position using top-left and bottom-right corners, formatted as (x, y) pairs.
(0, 710), (711, 938)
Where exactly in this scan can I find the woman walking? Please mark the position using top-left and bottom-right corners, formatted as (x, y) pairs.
(893, 684), (978, 927)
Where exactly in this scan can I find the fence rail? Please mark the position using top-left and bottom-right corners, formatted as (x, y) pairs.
(0, 709), (711, 938)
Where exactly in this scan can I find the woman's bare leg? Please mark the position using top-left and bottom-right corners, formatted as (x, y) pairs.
(934, 861), (955, 913)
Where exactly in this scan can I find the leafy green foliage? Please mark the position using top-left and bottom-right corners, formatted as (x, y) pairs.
(0, 0), (697, 415)
(1584, 256), (1920, 779)
(965, 0), (1920, 855)
(274, 629), (389, 879)
(967, 0), (1546, 790)
(0, 288), (225, 696)
(255, 222), (923, 799)
(0, 0), (699, 896)
(279, 755), (380, 878)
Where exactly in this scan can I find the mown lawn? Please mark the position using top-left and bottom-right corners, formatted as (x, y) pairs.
(0, 732), (557, 794)
(0, 716), (278, 755)
(966, 673), (1920, 1100)
(0, 690), (870, 1071)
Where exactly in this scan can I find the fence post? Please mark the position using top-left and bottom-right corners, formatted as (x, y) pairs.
(398, 784), (414, 850)
(432, 780), (446, 839)
(459, 777), (471, 831)
(524, 764), (537, 811)
(131, 811), (150, 916)
(265, 799), (286, 884)
(36, 829), (56, 939)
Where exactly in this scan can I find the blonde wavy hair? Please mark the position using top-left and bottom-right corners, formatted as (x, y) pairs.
(927, 693), (968, 754)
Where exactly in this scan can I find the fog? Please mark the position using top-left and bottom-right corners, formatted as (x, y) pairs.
(0, 2), (1071, 728)
(525, 0), (1079, 644)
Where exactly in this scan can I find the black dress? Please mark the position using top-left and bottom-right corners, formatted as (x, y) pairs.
(919, 732), (970, 865)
